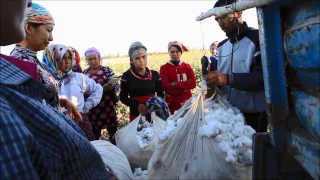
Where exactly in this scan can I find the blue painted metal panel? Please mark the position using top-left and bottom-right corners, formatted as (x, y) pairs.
(256, 0), (320, 178)
(293, 91), (320, 140)
(283, 0), (320, 93)
(282, 0), (320, 142)
(257, 2), (289, 152)
(287, 128), (320, 179)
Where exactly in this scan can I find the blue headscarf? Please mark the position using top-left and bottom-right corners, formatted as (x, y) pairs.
(146, 96), (170, 120)
(42, 44), (75, 84)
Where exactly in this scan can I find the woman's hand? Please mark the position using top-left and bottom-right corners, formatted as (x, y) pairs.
(103, 83), (113, 91)
(138, 103), (148, 116)
(59, 98), (83, 123)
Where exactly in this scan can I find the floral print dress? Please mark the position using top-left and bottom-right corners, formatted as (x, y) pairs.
(10, 44), (59, 107)
(83, 66), (119, 144)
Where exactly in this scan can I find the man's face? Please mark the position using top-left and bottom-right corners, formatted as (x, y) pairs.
(215, 13), (240, 35)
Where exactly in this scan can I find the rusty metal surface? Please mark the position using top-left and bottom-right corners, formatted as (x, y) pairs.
(257, 2), (289, 152)
(288, 128), (320, 179)
(293, 91), (320, 141)
(255, 0), (320, 178)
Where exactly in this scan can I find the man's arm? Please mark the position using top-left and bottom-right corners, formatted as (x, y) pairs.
(230, 50), (264, 91)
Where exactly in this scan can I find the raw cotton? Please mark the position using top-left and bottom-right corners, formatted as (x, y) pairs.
(136, 118), (154, 148)
(148, 87), (252, 180)
(199, 99), (256, 165)
(133, 168), (148, 180)
(159, 118), (183, 141)
(115, 114), (166, 169)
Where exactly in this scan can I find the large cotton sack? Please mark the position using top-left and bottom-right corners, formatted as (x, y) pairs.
(90, 140), (134, 180)
(148, 90), (252, 180)
(115, 114), (165, 170)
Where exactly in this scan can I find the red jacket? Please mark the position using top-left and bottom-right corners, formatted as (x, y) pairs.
(160, 61), (196, 104)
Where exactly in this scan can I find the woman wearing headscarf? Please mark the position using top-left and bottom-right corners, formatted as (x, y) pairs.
(42, 44), (103, 140)
(120, 41), (164, 122)
(0, 1), (111, 178)
(69, 46), (83, 73)
(10, 3), (82, 122)
(160, 41), (197, 114)
(83, 47), (120, 144)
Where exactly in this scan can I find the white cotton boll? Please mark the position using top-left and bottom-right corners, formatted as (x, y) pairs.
(242, 136), (253, 148)
(233, 113), (245, 123)
(226, 108), (234, 115)
(231, 125), (245, 138)
(218, 141), (233, 153)
(244, 125), (256, 138)
(214, 134), (227, 142)
(226, 150), (237, 163)
(238, 149), (253, 165)
(245, 149), (253, 164)
(134, 168), (142, 175)
(142, 170), (148, 176)
(218, 123), (227, 133)
(199, 121), (222, 138)
(233, 136), (252, 148)
(136, 120), (155, 148)
(235, 144), (247, 155)
(225, 123), (233, 132)
(225, 132), (236, 141)
(159, 119), (180, 141)
(231, 107), (241, 114)
(233, 136), (252, 155)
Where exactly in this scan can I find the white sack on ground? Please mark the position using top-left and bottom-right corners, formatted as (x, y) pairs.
(148, 88), (252, 180)
(90, 140), (134, 180)
(115, 114), (166, 170)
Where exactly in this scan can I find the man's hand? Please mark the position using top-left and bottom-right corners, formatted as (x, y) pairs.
(103, 83), (113, 91)
(138, 103), (148, 116)
(206, 71), (228, 86)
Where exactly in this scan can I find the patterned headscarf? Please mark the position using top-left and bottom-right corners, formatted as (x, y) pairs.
(42, 44), (75, 83)
(26, 3), (54, 24)
(128, 41), (147, 61)
(146, 96), (170, 120)
(168, 41), (188, 53)
(69, 46), (83, 73)
(84, 47), (102, 62)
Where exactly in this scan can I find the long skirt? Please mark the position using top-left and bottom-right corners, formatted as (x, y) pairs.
(78, 113), (95, 141)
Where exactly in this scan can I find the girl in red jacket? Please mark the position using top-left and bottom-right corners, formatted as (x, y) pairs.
(160, 41), (197, 114)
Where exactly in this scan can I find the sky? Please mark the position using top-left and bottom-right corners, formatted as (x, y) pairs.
(0, 0), (258, 58)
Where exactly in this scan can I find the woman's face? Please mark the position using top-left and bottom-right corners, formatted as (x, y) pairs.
(132, 52), (147, 70)
(26, 23), (54, 51)
(169, 46), (181, 61)
(86, 54), (100, 69)
(59, 51), (73, 73)
(210, 45), (218, 55)
(0, 0), (32, 46)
